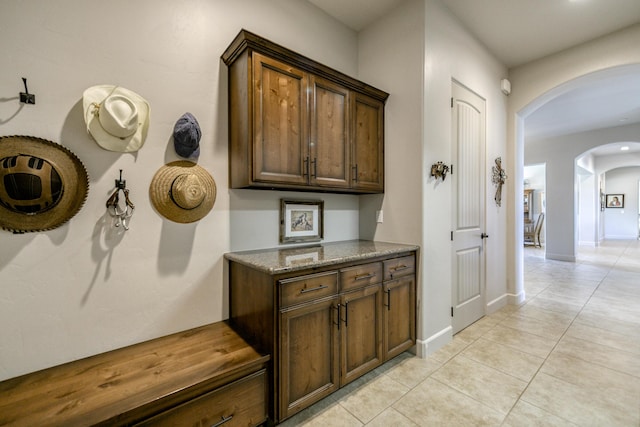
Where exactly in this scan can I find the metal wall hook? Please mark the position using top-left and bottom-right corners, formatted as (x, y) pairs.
(19, 77), (36, 105)
(114, 169), (126, 190)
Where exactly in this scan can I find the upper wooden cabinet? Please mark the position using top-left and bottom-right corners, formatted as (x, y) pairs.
(222, 30), (388, 194)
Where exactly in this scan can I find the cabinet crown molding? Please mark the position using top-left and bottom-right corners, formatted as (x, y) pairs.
(221, 29), (389, 102)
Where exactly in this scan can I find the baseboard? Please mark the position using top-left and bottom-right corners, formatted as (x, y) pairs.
(545, 252), (576, 262)
(604, 235), (638, 240)
(417, 325), (453, 358)
(507, 290), (526, 305)
(486, 294), (508, 314)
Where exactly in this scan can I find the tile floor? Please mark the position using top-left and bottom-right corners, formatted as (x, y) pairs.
(280, 240), (640, 426)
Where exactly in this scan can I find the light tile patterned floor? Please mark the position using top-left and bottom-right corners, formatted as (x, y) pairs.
(280, 240), (640, 426)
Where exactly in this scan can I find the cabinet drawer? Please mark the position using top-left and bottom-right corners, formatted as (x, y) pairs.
(136, 370), (267, 427)
(280, 271), (338, 308)
(340, 262), (382, 291)
(383, 255), (415, 280)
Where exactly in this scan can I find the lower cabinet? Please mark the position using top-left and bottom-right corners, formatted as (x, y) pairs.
(279, 296), (340, 419)
(383, 275), (416, 360)
(340, 284), (383, 385)
(229, 248), (417, 424)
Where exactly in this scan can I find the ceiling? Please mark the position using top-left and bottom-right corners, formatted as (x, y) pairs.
(307, 0), (640, 152)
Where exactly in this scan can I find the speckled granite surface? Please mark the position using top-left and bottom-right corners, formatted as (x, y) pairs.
(224, 240), (419, 274)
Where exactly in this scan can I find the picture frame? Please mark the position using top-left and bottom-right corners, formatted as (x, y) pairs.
(605, 194), (624, 208)
(280, 199), (324, 243)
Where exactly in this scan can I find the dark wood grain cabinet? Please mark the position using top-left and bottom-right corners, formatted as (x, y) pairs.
(222, 29), (388, 194)
(227, 245), (417, 423)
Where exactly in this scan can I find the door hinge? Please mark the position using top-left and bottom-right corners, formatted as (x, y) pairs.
(451, 307), (454, 317)
(450, 231), (453, 241)
(450, 164), (453, 174)
(451, 97), (453, 108)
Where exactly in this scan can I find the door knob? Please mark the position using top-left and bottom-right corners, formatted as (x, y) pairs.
(481, 233), (489, 239)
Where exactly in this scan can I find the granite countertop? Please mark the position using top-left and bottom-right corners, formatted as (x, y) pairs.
(224, 240), (419, 274)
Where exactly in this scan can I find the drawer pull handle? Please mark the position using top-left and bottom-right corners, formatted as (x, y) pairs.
(300, 284), (328, 294)
(389, 265), (409, 278)
(354, 272), (376, 281)
(384, 289), (391, 311)
(211, 415), (233, 427)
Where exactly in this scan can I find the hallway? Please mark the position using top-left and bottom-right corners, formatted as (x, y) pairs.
(281, 240), (640, 426)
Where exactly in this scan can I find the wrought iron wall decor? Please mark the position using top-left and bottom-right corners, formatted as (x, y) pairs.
(491, 157), (507, 207)
(106, 170), (134, 230)
(430, 161), (450, 181)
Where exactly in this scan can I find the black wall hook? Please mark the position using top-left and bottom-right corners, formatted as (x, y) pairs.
(115, 169), (126, 190)
(20, 77), (36, 105)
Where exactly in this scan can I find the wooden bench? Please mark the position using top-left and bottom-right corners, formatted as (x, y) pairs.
(0, 321), (270, 426)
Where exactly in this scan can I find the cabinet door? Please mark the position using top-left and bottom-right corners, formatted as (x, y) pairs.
(340, 284), (383, 386)
(352, 92), (384, 192)
(253, 53), (309, 185)
(383, 276), (416, 360)
(279, 296), (340, 420)
(309, 76), (350, 189)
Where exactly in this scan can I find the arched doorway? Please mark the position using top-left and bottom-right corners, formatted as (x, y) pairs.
(509, 62), (640, 304)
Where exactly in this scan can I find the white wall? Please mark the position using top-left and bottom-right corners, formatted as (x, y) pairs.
(356, 0), (425, 347)
(603, 167), (640, 239)
(578, 172), (597, 246)
(507, 25), (640, 298)
(357, 0), (424, 248)
(418, 0), (508, 353)
(0, 0), (363, 381)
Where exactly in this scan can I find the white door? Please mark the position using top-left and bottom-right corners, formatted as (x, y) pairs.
(451, 81), (486, 335)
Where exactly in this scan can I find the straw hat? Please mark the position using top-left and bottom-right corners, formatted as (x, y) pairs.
(0, 135), (89, 233)
(83, 85), (150, 152)
(149, 161), (216, 223)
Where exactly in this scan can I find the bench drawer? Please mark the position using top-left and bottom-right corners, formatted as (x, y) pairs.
(280, 271), (338, 308)
(136, 369), (267, 427)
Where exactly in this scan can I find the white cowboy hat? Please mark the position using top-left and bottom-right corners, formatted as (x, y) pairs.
(83, 85), (150, 152)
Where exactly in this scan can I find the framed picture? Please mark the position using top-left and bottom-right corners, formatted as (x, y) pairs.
(606, 194), (624, 208)
(280, 199), (324, 243)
